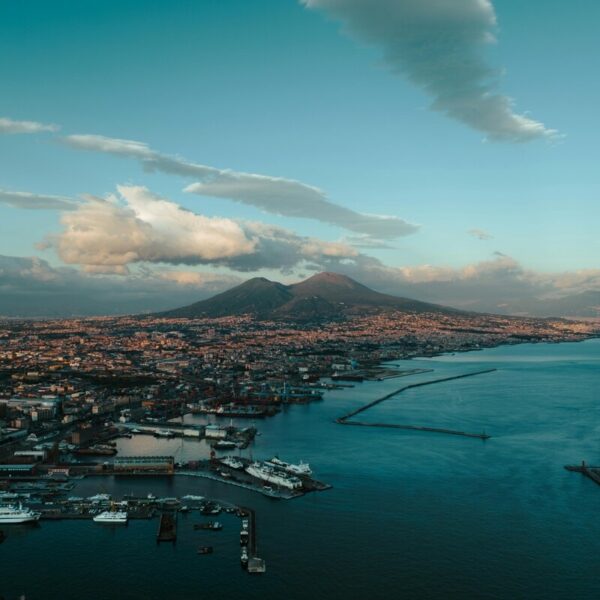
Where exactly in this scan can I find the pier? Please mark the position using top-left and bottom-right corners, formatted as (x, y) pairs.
(242, 507), (266, 573)
(336, 369), (496, 440)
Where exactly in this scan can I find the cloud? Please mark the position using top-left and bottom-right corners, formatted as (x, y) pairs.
(62, 134), (417, 239)
(301, 0), (557, 142)
(311, 252), (600, 315)
(0, 189), (77, 211)
(48, 185), (359, 273)
(0, 117), (59, 135)
(468, 228), (493, 240)
(0, 254), (241, 317)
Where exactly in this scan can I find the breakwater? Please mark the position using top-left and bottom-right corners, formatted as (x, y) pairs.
(336, 368), (496, 440)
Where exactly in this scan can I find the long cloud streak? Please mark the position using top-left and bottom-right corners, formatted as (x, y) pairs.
(62, 134), (417, 239)
(301, 0), (557, 142)
(0, 117), (59, 135)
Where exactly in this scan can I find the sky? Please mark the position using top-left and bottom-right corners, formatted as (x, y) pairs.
(1, 0), (599, 316)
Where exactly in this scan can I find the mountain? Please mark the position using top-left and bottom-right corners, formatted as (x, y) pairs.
(159, 272), (458, 320)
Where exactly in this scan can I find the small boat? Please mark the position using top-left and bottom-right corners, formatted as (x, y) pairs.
(240, 529), (249, 546)
(241, 547), (249, 567)
(193, 521), (222, 531)
(179, 506), (190, 513)
(213, 440), (236, 450)
(198, 546), (213, 555)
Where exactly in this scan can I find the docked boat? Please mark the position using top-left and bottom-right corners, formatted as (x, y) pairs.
(267, 456), (312, 477)
(0, 505), (41, 524)
(88, 493), (111, 503)
(240, 524), (249, 546)
(93, 511), (128, 524)
(246, 462), (303, 490)
(240, 547), (249, 567)
(213, 440), (236, 450)
(220, 456), (244, 470)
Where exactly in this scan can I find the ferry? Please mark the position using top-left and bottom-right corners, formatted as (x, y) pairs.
(0, 505), (41, 524)
(245, 462), (303, 490)
(93, 511), (128, 524)
(266, 457), (312, 477)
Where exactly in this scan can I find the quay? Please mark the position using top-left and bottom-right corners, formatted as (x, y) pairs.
(336, 368), (497, 439)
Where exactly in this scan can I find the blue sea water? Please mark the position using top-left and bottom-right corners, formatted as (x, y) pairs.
(3, 339), (600, 599)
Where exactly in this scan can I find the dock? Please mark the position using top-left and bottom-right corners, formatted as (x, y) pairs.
(336, 369), (496, 440)
(157, 511), (177, 542)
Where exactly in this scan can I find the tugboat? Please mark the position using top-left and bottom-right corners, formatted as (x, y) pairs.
(198, 546), (213, 555)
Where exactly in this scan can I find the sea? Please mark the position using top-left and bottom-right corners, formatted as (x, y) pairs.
(3, 339), (600, 600)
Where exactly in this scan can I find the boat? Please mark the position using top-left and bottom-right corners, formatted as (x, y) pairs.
(93, 511), (128, 524)
(240, 547), (249, 567)
(198, 546), (213, 555)
(213, 440), (236, 450)
(181, 495), (204, 502)
(246, 462), (303, 490)
(193, 521), (222, 531)
(240, 521), (249, 546)
(0, 505), (41, 524)
(154, 429), (175, 438)
(220, 456), (244, 470)
(267, 456), (312, 477)
(200, 502), (221, 515)
(88, 494), (111, 502)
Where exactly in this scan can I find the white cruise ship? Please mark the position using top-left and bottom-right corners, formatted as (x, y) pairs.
(93, 511), (128, 524)
(0, 505), (41, 524)
(267, 457), (312, 476)
(246, 462), (303, 490)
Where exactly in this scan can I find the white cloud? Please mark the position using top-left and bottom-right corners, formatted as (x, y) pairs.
(301, 0), (557, 142)
(49, 185), (358, 273)
(62, 134), (417, 239)
(0, 117), (59, 135)
(0, 189), (77, 211)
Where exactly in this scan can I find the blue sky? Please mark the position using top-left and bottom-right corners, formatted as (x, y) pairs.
(1, 0), (599, 315)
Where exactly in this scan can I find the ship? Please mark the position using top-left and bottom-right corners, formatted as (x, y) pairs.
(245, 462), (303, 490)
(220, 456), (244, 470)
(93, 511), (128, 524)
(0, 505), (41, 524)
(266, 456), (312, 477)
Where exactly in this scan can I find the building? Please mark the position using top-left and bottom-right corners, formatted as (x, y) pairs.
(112, 455), (174, 474)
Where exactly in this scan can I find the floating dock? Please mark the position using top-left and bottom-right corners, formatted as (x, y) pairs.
(336, 369), (496, 440)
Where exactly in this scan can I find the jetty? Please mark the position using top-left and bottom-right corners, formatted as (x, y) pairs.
(336, 368), (496, 440)
(242, 507), (266, 574)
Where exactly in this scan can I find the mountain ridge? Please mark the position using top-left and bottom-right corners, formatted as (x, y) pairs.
(159, 271), (460, 320)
